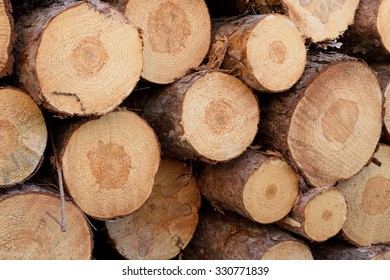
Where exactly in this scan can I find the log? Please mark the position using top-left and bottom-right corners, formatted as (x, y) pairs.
(0, 0), (14, 77)
(210, 14), (306, 93)
(57, 109), (160, 220)
(183, 209), (313, 260)
(337, 144), (390, 246)
(0, 87), (47, 187)
(109, 0), (211, 84)
(278, 186), (347, 242)
(259, 52), (383, 187)
(0, 184), (93, 259)
(199, 149), (299, 224)
(105, 158), (201, 260)
(14, 0), (143, 117)
(313, 241), (390, 260)
(142, 71), (259, 163)
(370, 64), (390, 142)
(340, 0), (390, 60)
(235, 0), (360, 42)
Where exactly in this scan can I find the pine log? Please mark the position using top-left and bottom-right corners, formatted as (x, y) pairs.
(0, 0), (14, 77)
(313, 242), (390, 260)
(337, 144), (390, 246)
(236, 0), (359, 42)
(370, 64), (390, 142)
(210, 14), (306, 92)
(199, 149), (299, 224)
(259, 53), (383, 187)
(0, 184), (93, 259)
(183, 210), (313, 260)
(14, 0), (143, 117)
(340, 0), (390, 60)
(278, 186), (347, 242)
(57, 109), (160, 220)
(142, 71), (259, 163)
(0, 87), (47, 187)
(109, 0), (211, 84)
(105, 158), (201, 260)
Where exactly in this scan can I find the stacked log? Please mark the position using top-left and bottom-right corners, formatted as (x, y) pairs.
(0, 0), (14, 77)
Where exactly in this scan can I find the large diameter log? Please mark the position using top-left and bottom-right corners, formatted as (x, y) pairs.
(259, 53), (383, 187)
(199, 149), (299, 224)
(370, 64), (390, 142)
(0, 0), (14, 77)
(183, 210), (313, 260)
(110, 0), (211, 84)
(105, 158), (201, 260)
(15, 0), (143, 117)
(0, 185), (93, 259)
(337, 144), (390, 246)
(313, 242), (390, 260)
(58, 110), (160, 220)
(278, 186), (347, 242)
(341, 0), (390, 59)
(236, 0), (360, 42)
(0, 87), (47, 187)
(142, 71), (259, 163)
(210, 14), (306, 93)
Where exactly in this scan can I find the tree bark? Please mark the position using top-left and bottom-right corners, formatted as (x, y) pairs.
(183, 209), (313, 260)
(109, 0), (211, 84)
(278, 186), (347, 242)
(0, 0), (14, 78)
(105, 158), (201, 260)
(337, 144), (390, 246)
(0, 184), (93, 260)
(142, 71), (259, 163)
(259, 52), (383, 187)
(56, 109), (161, 220)
(199, 149), (299, 224)
(209, 14), (306, 92)
(14, 0), (143, 117)
(0, 87), (47, 188)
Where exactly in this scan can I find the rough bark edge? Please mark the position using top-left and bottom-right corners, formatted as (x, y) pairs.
(313, 242), (390, 260)
(0, 0), (15, 78)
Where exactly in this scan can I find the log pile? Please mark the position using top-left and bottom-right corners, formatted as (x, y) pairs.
(1, 0), (390, 260)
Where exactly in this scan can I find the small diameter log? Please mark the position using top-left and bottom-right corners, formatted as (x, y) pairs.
(0, 0), (14, 77)
(105, 158), (201, 260)
(341, 0), (390, 59)
(259, 53), (383, 187)
(210, 14), (306, 93)
(370, 64), (390, 142)
(15, 0), (143, 116)
(199, 149), (299, 224)
(236, 0), (360, 42)
(183, 210), (313, 260)
(142, 71), (259, 163)
(278, 186), (347, 242)
(313, 242), (390, 260)
(58, 110), (160, 220)
(0, 87), (47, 187)
(0, 184), (93, 259)
(337, 144), (390, 246)
(111, 0), (211, 84)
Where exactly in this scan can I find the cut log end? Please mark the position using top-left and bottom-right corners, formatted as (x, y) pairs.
(242, 155), (299, 223)
(0, 88), (47, 187)
(106, 159), (201, 260)
(283, 0), (360, 42)
(338, 144), (390, 246)
(261, 241), (314, 260)
(288, 60), (382, 187)
(303, 188), (347, 242)
(119, 0), (211, 84)
(21, 2), (143, 116)
(377, 0), (390, 53)
(246, 15), (306, 92)
(181, 72), (259, 162)
(61, 110), (160, 220)
(0, 0), (14, 77)
(0, 188), (93, 260)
